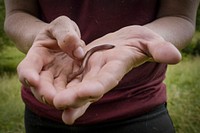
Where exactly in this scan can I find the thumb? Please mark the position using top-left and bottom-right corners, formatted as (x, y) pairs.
(152, 42), (182, 64)
(141, 40), (182, 64)
(62, 103), (90, 125)
(48, 16), (86, 59)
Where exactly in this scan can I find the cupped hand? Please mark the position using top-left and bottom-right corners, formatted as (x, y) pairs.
(53, 25), (181, 124)
(17, 16), (85, 105)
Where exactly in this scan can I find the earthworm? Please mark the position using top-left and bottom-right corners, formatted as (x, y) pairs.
(67, 44), (115, 82)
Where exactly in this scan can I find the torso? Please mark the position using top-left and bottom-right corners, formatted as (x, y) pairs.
(22, 0), (168, 125)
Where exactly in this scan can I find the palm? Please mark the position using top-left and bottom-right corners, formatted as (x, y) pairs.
(53, 26), (181, 124)
(17, 32), (80, 105)
(53, 43), (149, 124)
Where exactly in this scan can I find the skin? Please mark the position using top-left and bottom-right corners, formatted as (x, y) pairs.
(4, 0), (200, 125)
(67, 44), (115, 83)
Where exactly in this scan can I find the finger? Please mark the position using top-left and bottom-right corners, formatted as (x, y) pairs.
(79, 52), (105, 80)
(53, 83), (89, 109)
(62, 103), (90, 125)
(17, 50), (44, 88)
(53, 48), (125, 109)
(84, 60), (128, 94)
(53, 52), (104, 109)
(48, 16), (85, 59)
(66, 78), (82, 88)
(53, 72), (68, 92)
(58, 33), (85, 59)
(53, 59), (126, 109)
(30, 87), (42, 102)
(35, 70), (57, 105)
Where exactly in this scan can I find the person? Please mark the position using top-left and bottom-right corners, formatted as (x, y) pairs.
(4, 0), (199, 133)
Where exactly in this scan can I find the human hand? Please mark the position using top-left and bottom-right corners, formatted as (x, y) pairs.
(17, 16), (85, 105)
(53, 25), (181, 124)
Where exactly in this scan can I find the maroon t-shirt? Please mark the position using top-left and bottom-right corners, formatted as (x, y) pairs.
(22, 0), (167, 125)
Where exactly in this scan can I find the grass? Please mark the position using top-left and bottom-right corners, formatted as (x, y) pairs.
(166, 56), (200, 133)
(0, 45), (200, 133)
(0, 46), (25, 74)
(0, 46), (25, 133)
(0, 74), (25, 133)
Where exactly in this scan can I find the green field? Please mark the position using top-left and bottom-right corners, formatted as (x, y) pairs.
(0, 47), (25, 133)
(0, 74), (25, 133)
(166, 56), (200, 133)
(0, 46), (200, 133)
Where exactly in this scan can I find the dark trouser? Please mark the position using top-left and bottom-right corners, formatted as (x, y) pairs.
(25, 104), (175, 133)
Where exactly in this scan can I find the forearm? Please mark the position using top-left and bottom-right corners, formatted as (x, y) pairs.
(145, 0), (200, 50)
(4, 12), (47, 53)
(145, 16), (195, 50)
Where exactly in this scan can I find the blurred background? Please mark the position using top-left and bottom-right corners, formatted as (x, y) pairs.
(0, 1), (200, 133)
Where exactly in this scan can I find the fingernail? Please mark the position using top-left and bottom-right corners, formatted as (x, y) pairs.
(24, 79), (31, 87)
(30, 87), (35, 92)
(41, 96), (49, 105)
(73, 47), (85, 59)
